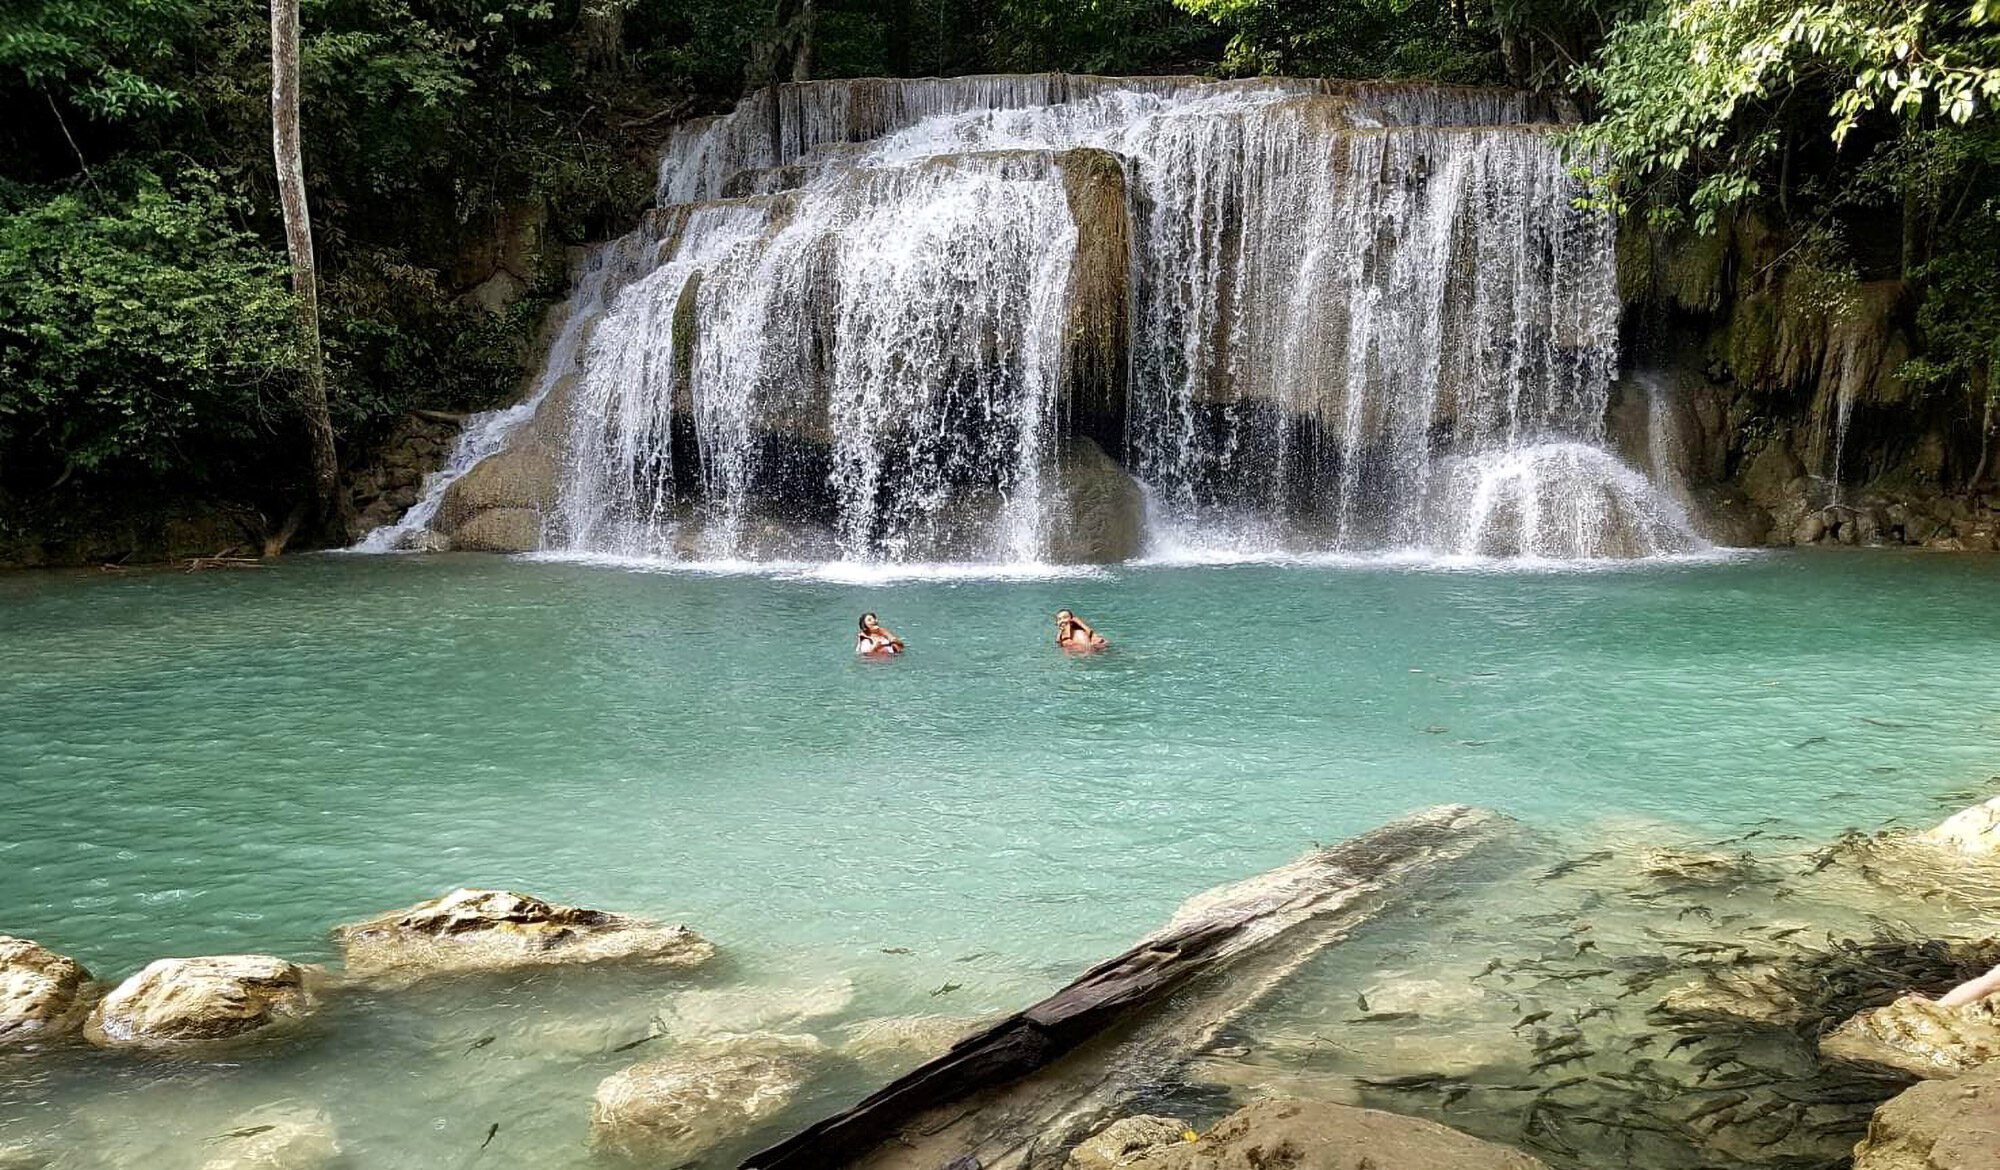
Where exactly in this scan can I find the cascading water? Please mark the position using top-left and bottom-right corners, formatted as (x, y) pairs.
(366, 74), (1703, 563)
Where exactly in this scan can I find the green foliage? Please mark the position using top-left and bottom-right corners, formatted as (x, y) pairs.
(1172, 0), (1494, 81)
(1576, 0), (2000, 229)
(0, 166), (301, 486)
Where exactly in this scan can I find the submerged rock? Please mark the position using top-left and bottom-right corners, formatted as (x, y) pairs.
(838, 1014), (982, 1071)
(662, 977), (855, 1038)
(0, 936), (93, 1047)
(84, 955), (320, 1051)
(1853, 1061), (2000, 1170)
(1822, 994), (2000, 1079)
(1065, 1115), (1190, 1169)
(1636, 846), (1759, 885)
(1921, 797), (2000, 859)
(337, 887), (715, 985)
(197, 1104), (341, 1170)
(1101, 1098), (1547, 1169)
(1658, 965), (1803, 1026)
(588, 1033), (822, 1163)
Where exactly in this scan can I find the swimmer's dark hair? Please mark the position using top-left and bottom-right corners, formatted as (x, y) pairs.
(859, 612), (877, 631)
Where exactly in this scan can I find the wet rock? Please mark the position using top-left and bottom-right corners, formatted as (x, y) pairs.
(838, 1014), (981, 1070)
(433, 449), (558, 535)
(197, 1104), (341, 1170)
(1822, 994), (2000, 1079)
(339, 887), (714, 986)
(1658, 965), (1802, 1025)
(1048, 437), (1144, 564)
(1742, 442), (1804, 507)
(448, 507), (543, 553)
(1065, 1115), (1190, 1169)
(1636, 846), (1758, 885)
(588, 1033), (822, 1163)
(1852, 1061), (2000, 1170)
(84, 955), (320, 1051)
(1109, 1098), (1547, 1169)
(1792, 511), (1828, 545)
(0, 936), (93, 1047)
(662, 977), (855, 1037)
(1921, 797), (2000, 859)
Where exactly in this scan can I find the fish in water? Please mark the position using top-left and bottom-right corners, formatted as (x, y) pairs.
(1624, 1034), (1658, 1052)
(1347, 1011), (1419, 1023)
(930, 982), (962, 997)
(1573, 1004), (1611, 1023)
(611, 1032), (660, 1054)
(954, 951), (992, 963)
(1355, 992), (1370, 1012)
(1538, 851), (1613, 882)
(1528, 1049), (1593, 1072)
(465, 1034), (496, 1054)
(481, 1123), (499, 1150)
(1574, 940), (1599, 956)
(1473, 958), (1504, 979)
(1421, 725), (1450, 734)
(1793, 736), (1829, 748)
(1513, 1010), (1553, 1029)
(1208, 1045), (1250, 1058)
(1665, 1034), (1705, 1056)
(879, 946), (912, 955)
(206, 1125), (276, 1144)
(1442, 1084), (1471, 1107)
(1767, 926), (1806, 940)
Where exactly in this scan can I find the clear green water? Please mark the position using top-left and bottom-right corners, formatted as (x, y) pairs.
(1, 550), (1997, 1167)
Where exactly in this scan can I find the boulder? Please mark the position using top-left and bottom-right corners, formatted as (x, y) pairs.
(1922, 797), (2000, 859)
(1822, 994), (2000, 1079)
(1102, 1098), (1547, 1169)
(337, 887), (714, 986)
(449, 508), (543, 553)
(838, 1014), (981, 1071)
(1048, 437), (1144, 564)
(1792, 511), (1828, 544)
(1852, 1061), (2000, 1170)
(588, 1033), (822, 1163)
(1066, 1115), (1191, 1169)
(433, 449), (559, 534)
(197, 1104), (341, 1170)
(1741, 442), (1805, 507)
(84, 955), (320, 1052)
(0, 936), (93, 1047)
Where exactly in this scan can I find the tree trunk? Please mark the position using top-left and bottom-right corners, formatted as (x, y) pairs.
(1970, 369), (1995, 491)
(269, 0), (349, 550)
(580, 0), (626, 75)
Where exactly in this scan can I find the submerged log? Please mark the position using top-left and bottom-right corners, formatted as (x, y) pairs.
(743, 804), (1508, 1170)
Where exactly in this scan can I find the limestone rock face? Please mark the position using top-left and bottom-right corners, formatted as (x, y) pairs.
(1822, 995), (2000, 1079)
(1048, 437), (1144, 564)
(449, 508), (543, 553)
(1922, 797), (2000, 859)
(84, 956), (319, 1051)
(1066, 1115), (1190, 1169)
(338, 887), (714, 986)
(0, 936), (92, 1047)
(1105, 1099), (1547, 1169)
(433, 449), (559, 536)
(197, 1104), (341, 1170)
(1853, 1062), (2000, 1170)
(588, 1033), (822, 1163)
(1658, 965), (1801, 1026)
(1637, 846), (1758, 885)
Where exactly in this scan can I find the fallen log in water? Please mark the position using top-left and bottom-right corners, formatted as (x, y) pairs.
(743, 803), (1510, 1170)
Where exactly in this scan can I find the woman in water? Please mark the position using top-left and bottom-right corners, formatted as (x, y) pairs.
(1055, 609), (1108, 652)
(856, 612), (905, 656)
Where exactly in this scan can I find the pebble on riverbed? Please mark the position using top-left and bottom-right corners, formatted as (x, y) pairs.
(83, 955), (322, 1052)
(335, 887), (715, 986)
(0, 936), (94, 1048)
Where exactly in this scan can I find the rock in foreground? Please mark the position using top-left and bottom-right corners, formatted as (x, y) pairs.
(337, 888), (714, 985)
(1082, 1099), (1548, 1169)
(1065, 1115), (1191, 1169)
(1822, 994), (2000, 1079)
(197, 1104), (341, 1170)
(838, 1014), (982, 1072)
(0, 936), (93, 1047)
(84, 956), (320, 1051)
(1921, 796), (2000, 859)
(1853, 1062), (2000, 1170)
(589, 1033), (822, 1163)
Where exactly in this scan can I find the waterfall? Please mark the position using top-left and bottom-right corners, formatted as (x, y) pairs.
(367, 75), (1702, 563)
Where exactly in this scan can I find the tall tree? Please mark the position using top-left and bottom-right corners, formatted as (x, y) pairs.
(269, 0), (345, 550)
